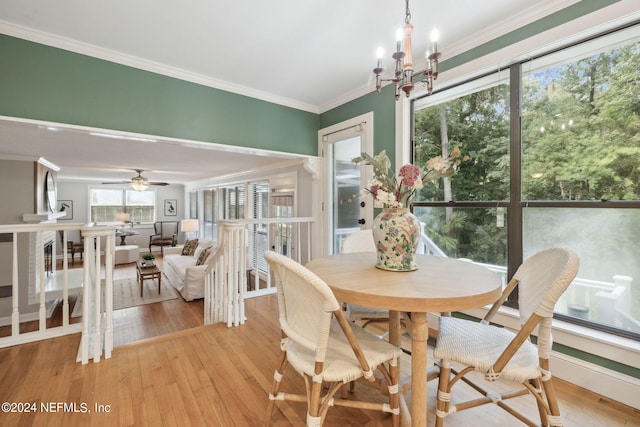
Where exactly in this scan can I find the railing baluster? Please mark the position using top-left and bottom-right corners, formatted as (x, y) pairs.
(92, 235), (101, 362)
(38, 230), (46, 332)
(11, 231), (19, 337)
(104, 233), (113, 359)
(62, 230), (69, 326)
(80, 235), (91, 364)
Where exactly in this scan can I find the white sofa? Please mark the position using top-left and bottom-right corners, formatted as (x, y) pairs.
(162, 239), (216, 301)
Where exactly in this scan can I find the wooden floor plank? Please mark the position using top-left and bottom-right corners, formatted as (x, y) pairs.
(0, 257), (637, 426)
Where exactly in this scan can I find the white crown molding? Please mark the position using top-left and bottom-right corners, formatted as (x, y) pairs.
(0, 20), (320, 114)
(429, 0), (640, 97)
(319, 0), (588, 114)
(0, 0), (628, 116)
(37, 157), (60, 172)
(186, 157), (310, 190)
(444, 0), (582, 60)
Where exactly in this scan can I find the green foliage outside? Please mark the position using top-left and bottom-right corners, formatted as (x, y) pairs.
(413, 42), (640, 333)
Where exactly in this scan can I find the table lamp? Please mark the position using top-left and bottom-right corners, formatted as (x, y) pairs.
(115, 212), (130, 228)
(181, 219), (199, 239)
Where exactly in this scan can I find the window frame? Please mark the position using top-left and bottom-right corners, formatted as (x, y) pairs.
(89, 187), (157, 225)
(411, 23), (640, 341)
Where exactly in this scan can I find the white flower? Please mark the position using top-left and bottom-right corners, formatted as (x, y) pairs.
(376, 190), (401, 208)
(413, 177), (424, 190)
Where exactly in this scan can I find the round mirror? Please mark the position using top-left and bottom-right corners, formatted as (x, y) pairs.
(45, 171), (57, 212)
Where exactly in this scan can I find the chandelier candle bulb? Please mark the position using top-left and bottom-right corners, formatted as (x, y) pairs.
(376, 47), (384, 69)
(430, 28), (439, 51)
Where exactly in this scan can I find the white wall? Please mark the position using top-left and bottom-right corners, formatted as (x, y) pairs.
(56, 180), (186, 251)
(0, 159), (39, 317)
(0, 159), (35, 224)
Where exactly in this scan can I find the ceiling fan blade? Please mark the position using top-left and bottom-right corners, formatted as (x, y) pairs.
(147, 182), (169, 186)
(101, 181), (131, 184)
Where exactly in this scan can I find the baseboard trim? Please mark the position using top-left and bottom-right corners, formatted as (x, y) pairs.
(551, 350), (640, 410)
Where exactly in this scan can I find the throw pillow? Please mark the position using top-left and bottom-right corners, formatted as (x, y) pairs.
(196, 248), (210, 266)
(181, 239), (199, 256)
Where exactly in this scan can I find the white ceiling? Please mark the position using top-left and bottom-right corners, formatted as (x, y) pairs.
(0, 0), (582, 185)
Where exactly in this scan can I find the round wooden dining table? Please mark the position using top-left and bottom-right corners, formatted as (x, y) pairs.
(306, 252), (502, 427)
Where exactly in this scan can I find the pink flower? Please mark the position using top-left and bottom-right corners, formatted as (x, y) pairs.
(399, 164), (420, 187)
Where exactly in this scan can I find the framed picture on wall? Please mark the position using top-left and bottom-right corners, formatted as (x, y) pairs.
(164, 199), (177, 216)
(57, 200), (73, 220)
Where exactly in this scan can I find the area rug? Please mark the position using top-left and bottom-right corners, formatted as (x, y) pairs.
(71, 277), (178, 317)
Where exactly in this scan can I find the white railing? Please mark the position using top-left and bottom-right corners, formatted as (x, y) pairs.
(77, 226), (115, 364)
(441, 255), (637, 329)
(204, 222), (247, 327)
(417, 230), (448, 257)
(203, 217), (315, 327)
(0, 222), (115, 364)
(335, 227), (447, 257)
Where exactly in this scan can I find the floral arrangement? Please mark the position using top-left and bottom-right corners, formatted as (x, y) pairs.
(352, 147), (466, 208)
(142, 252), (155, 261)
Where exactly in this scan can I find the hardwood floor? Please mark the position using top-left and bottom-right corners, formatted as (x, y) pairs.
(0, 257), (638, 426)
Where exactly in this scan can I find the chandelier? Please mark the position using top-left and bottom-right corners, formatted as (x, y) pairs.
(373, 0), (442, 99)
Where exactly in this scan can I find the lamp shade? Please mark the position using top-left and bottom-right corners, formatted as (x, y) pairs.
(115, 212), (130, 222)
(181, 219), (199, 233)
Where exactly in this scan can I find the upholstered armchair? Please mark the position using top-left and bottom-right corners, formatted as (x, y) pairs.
(148, 221), (178, 253)
(66, 240), (84, 264)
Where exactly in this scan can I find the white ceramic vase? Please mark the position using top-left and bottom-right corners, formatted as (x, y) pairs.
(371, 207), (421, 271)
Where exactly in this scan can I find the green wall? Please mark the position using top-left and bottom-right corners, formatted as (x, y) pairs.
(442, 0), (622, 71)
(0, 35), (319, 156)
(319, 84), (397, 164)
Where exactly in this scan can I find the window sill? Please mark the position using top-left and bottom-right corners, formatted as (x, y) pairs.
(460, 306), (639, 369)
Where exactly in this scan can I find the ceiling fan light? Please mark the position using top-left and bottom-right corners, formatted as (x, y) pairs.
(131, 181), (149, 191)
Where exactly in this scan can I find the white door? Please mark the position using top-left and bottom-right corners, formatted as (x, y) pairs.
(319, 113), (374, 254)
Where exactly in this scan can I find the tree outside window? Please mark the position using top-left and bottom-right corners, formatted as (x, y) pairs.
(413, 26), (640, 339)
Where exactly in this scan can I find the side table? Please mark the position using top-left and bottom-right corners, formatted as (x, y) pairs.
(136, 260), (162, 297)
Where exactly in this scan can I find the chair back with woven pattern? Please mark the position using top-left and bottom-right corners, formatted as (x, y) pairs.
(341, 230), (376, 254)
(264, 251), (340, 361)
(514, 248), (579, 357)
(516, 248), (579, 321)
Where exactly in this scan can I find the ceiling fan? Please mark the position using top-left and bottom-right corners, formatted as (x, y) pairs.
(102, 169), (169, 191)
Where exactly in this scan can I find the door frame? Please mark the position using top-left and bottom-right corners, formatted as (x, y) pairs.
(318, 111), (374, 255)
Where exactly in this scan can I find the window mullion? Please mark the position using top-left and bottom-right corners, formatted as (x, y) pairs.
(508, 63), (523, 284)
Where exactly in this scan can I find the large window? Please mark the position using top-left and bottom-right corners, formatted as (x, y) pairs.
(412, 24), (640, 339)
(251, 182), (270, 273)
(223, 186), (245, 219)
(90, 188), (155, 223)
(202, 189), (216, 241)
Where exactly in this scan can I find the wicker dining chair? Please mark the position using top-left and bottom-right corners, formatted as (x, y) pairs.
(263, 251), (402, 427)
(433, 248), (579, 427)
